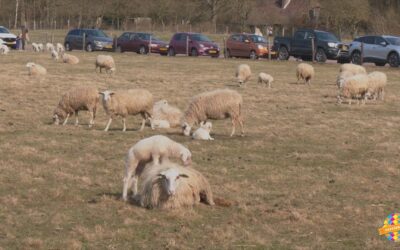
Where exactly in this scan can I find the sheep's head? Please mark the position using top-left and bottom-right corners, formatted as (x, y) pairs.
(109, 67), (116, 74)
(99, 91), (115, 106)
(26, 62), (35, 68)
(181, 122), (192, 136)
(200, 121), (212, 132)
(157, 168), (189, 196)
(53, 107), (67, 125)
(180, 148), (192, 166)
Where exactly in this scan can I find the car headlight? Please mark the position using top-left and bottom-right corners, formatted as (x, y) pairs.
(258, 44), (265, 50)
(328, 42), (338, 48)
(199, 44), (205, 48)
(94, 41), (102, 46)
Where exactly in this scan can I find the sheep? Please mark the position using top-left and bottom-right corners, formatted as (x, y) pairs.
(99, 89), (153, 132)
(56, 43), (65, 54)
(0, 44), (10, 55)
(338, 74), (369, 105)
(26, 62), (47, 76)
(51, 48), (59, 61)
(122, 135), (192, 201)
(296, 63), (314, 85)
(62, 53), (79, 65)
(339, 63), (367, 75)
(53, 86), (99, 127)
(37, 43), (44, 52)
(336, 70), (355, 89)
(366, 71), (387, 101)
(181, 89), (244, 137)
(31, 42), (40, 52)
(151, 119), (171, 129)
(138, 162), (215, 209)
(192, 121), (214, 140)
(151, 99), (183, 128)
(258, 72), (274, 88)
(46, 43), (55, 52)
(236, 64), (251, 86)
(95, 55), (116, 74)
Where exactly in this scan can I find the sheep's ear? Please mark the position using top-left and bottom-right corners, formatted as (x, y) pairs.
(200, 121), (205, 126)
(179, 174), (189, 178)
(110, 92), (115, 96)
(98, 92), (104, 95)
(157, 173), (165, 178)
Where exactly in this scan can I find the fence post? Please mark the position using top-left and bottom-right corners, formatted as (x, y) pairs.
(311, 37), (315, 63)
(149, 35), (152, 56)
(268, 35), (272, 61)
(186, 35), (189, 56)
(360, 42), (364, 65)
(83, 32), (86, 52)
(223, 37), (226, 59)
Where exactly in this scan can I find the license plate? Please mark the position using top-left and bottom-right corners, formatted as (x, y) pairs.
(270, 52), (277, 55)
(159, 48), (167, 51)
(105, 45), (113, 49)
(209, 50), (217, 54)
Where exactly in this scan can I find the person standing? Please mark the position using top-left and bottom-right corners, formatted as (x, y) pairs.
(21, 26), (29, 50)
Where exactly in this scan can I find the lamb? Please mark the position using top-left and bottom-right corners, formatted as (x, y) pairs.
(62, 53), (79, 65)
(37, 43), (44, 52)
(366, 71), (387, 101)
(138, 162), (214, 209)
(31, 42), (40, 52)
(151, 99), (183, 128)
(26, 62), (47, 76)
(192, 121), (214, 140)
(181, 89), (244, 137)
(95, 55), (116, 74)
(46, 43), (55, 52)
(0, 44), (10, 55)
(53, 86), (99, 127)
(151, 119), (171, 129)
(99, 89), (153, 132)
(296, 63), (314, 85)
(56, 43), (65, 54)
(51, 48), (59, 61)
(236, 64), (251, 86)
(336, 70), (355, 89)
(339, 63), (367, 75)
(258, 72), (274, 88)
(122, 135), (192, 201)
(338, 74), (369, 105)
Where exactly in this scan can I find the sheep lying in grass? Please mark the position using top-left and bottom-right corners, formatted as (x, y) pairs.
(53, 86), (99, 127)
(99, 89), (153, 132)
(26, 62), (47, 76)
(236, 64), (251, 86)
(366, 71), (387, 101)
(338, 74), (369, 105)
(182, 89), (244, 137)
(95, 55), (116, 74)
(0, 44), (9, 55)
(339, 63), (367, 75)
(296, 63), (314, 85)
(139, 162), (214, 209)
(151, 100), (183, 128)
(62, 53), (79, 65)
(56, 43), (65, 54)
(192, 121), (214, 140)
(46, 43), (55, 52)
(122, 135), (192, 201)
(258, 72), (274, 88)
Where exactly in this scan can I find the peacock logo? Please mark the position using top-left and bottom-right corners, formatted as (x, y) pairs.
(378, 213), (400, 242)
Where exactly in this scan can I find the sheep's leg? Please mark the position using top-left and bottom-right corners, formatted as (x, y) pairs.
(122, 118), (127, 132)
(122, 167), (137, 201)
(88, 111), (94, 128)
(230, 119), (236, 137)
(139, 113), (146, 131)
(268, 81), (271, 88)
(152, 154), (161, 165)
(62, 114), (70, 126)
(381, 90), (385, 101)
(239, 118), (245, 137)
(104, 118), (113, 131)
(74, 111), (79, 126)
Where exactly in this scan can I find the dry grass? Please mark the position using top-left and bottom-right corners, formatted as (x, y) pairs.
(1, 45), (400, 249)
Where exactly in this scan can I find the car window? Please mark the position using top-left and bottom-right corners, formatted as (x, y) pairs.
(86, 29), (108, 37)
(68, 29), (78, 36)
(315, 31), (339, 42)
(250, 35), (266, 43)
(191, 34), (212, 42)
(305, 32), (314, 40)
(386, 37), (400, 45)
(120, 33), (130, 40)
(0, 27), (9, 33)
(294, 31), (306, 40)
(129, 33), (136, 40)
(180, 34), (188, 41)
(230, 35), (240, 41)
(363, 36), (375, 44)
(375, 36), (386, 45)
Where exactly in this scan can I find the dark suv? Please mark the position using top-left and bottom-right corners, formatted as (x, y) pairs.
(64, 29), (113, 52)
(168, 33), (220, 57)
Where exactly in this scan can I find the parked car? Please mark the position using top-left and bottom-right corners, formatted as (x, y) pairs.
(0, 26), (17, 48)
(274, 29), (343, 62)
(64, 28), (113, 52)
(345, 35), (400, 67)
(168, 32), (220, 57)
(115, 32), (169, 55)
(225, 33), (276, 59)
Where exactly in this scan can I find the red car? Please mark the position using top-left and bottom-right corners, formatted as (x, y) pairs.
(226, 33), (276, 59)
(115, 32), (169, 55)
(167, 32), (220, 57)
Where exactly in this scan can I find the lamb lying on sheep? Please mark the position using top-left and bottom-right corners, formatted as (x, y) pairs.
(192, 121), (214, 140)
(139, 162), (214, 209)
(99, 89), (153, 132)
(339, 63), (367, 75)
(151, 99), (183, 129)
(62, 53), (79, 65)
(338, 74), (369, 105)
(258, 72), (274, 88)
(0, 44), (9, 55)
(236, 64), (251, 86)
(366, 71), (387, 101)
(95, 55), (116, 74)
(296, 63), (314, 85)
(122, 135), (192, 201)
(53, 86), (99, 127)
(26, 62), (47, 76)
(182, 89), (244, 137)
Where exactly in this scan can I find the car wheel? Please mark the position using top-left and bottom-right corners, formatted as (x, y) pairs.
(388, 52), (399, 67)
(65, 42), (72, 51)
(86, 43), (93, 52)
(278, 46), (289, 60)
(351, 51), (362, 65)
(191, 48), (198, 57)
(139, 45), (147, 55)
(250, 50), (257, 60)
(168, 47), (175, 56)
(375, 62), (386, 67)
(315, 48), (327, 63)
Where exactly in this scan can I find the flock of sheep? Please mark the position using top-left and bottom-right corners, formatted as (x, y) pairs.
(1, 41), (389, 209)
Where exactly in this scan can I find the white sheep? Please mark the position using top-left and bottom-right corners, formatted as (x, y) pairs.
(296, 63), (314, 85)
(53, 86), (99, 127)
(0, 44), (10, 55)
(56, 43), (65, 54)
(258, 72), (274, 88)
(151, 119), (171, 129)
(46, 43), (55, 52)
(236, 64), (252, 86)
(51, 48), (59, 61)
(99, 89), (153, 132)
(366, 71), (387, 101)
(338, 74), (369, 105)
(62, 53), (79, 65)
(151, 99), (183, 128)
(95, 55), (116, 74)
(37, 43), (44, 52)
(122, 135), (192, 201)
(339, 63), (367, 75)
(139, 162), (215, 209)
(336, 70), (355, 89)
(31, 42), (40, 52)
(192, 121), (214, 140)
(182, 89), (244, 137)
(26, 62), (47, 76)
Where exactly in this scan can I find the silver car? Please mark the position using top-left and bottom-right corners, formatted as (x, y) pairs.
(348, 35), (400, 67)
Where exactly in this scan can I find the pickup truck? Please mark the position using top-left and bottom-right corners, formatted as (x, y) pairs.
(273, 29), (344, 62)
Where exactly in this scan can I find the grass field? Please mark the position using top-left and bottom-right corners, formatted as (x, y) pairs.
(1, 47), (400, 249)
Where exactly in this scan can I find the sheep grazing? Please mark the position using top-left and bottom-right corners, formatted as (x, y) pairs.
(336, 70), (355, 89)
(151, 99), (183, 128)
(182, 89), (244, 137)
(138, 162), (214, 209)
(0, 44), (10, 55)
(37, 43), (44, 52)
(53, 86), (99, 127)
(31, 42), (40, 52)
(122, 135), (192, 201)
(99, 89), (153, 132)
(236, 64), (251, 86)
(339, 63), (367, 75)
(95, 55), (116, 74)
(62, 53), (79, 65)
(192, 121), (214, 140)
(26, 62), (47, 76)
(258, 72), (274, 88)
(46, 43), (55, 52)
(51, 48), (59, 61)
(296, 63), (314, 85)
(366, 71), (387, 101)
(338, 74), (369, 105)
(56, 43), (65, 54)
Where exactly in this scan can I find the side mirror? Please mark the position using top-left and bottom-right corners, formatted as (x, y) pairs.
(380, 41), (388, 47)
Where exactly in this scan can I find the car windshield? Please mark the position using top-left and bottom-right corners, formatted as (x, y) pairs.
(315, 32), (339, 42)
(86, 30), (108, 37)
(386, 37), (400, 45)
(0, 27), (10, 33)
(140, 33), (161, 41)
(191, 34), (212, 42)
(250, 35), (267, 43)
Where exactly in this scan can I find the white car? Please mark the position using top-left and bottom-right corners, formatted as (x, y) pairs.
(0, 26), (17, 48)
